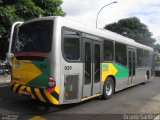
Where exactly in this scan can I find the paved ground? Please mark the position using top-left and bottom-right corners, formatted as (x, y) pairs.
(0, 75), (11, 84)
(0, 77), (160, 120)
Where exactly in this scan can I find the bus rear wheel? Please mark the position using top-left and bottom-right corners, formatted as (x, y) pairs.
(102, 77), (114, 100)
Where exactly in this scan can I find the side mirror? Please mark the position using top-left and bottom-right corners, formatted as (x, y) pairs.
(6, 52), (14, 66)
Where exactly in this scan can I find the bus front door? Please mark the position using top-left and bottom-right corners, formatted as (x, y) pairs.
(82, 39), (102, 98)
(128, 49), (136, 85)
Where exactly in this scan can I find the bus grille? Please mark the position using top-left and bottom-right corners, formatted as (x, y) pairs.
(64, 75), (78, 101)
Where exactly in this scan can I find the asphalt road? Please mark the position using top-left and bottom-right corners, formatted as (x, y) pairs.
(0, 77), (160, 120)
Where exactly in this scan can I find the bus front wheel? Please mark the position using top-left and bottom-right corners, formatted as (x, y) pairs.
(102, 77), (114, 100)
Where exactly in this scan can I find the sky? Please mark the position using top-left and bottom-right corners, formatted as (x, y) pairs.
(62, 0), (160, 44)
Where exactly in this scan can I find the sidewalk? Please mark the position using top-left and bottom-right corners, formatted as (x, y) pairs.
(0, 75), (11, 84)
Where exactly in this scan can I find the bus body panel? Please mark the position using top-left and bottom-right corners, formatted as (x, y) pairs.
(12, 56), (50, 89)
(101, 62), (128, 92)
(61, 60), (83, 104)
(9, 16), (154, 105)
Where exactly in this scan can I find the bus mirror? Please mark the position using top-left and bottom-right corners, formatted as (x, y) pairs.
(6, 52), (14, 66)
(8, 21), (23, 53)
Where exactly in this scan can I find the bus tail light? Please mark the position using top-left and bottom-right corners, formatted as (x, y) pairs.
(48, 77), (56, 88)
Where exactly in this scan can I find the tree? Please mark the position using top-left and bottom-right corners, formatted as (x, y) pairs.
(154, 44), (160, 53)
(104, 17), (156, 47)
(0, 0), (63, 60)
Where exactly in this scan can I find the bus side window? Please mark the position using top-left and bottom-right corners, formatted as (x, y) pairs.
(115, 42), (127, 66)
(143, 50), (150, 66)
(137, 48), (143, 67)
(103, 40), (114, 61)
(63, 29), (80, 61)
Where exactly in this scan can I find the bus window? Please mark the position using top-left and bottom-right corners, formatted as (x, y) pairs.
(115, 42), (127, 66)
(15, 20), (53, 53)
(63, 30), (80, 60)
(94, 44), (100, 83)
(85, 42), (91, 84)
(143, 50), (150, 66)
(137, 49), (143, 67)
(103, 40), (114, 61)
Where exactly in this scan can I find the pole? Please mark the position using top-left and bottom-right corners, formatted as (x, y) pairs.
(96, 1), (117, 28)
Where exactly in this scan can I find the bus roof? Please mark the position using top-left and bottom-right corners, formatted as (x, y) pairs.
(24, 16), (154, 52)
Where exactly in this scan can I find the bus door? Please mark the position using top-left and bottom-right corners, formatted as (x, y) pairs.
(82, 39), (102, 98)
(128, 48), (136, 85)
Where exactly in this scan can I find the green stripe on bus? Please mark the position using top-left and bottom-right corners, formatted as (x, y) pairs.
(27, 58), (50, 89)
(113, 63), (128, 79)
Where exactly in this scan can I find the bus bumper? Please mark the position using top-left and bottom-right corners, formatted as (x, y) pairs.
(10, 82), (60, 105)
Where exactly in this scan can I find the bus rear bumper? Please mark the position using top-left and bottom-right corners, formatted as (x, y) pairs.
(10, 82), (60, 105)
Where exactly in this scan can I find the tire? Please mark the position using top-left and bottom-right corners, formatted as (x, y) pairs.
(102, 77), (114, 100)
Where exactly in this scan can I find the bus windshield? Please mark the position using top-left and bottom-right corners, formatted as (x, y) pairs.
(14, 20), (53, 53)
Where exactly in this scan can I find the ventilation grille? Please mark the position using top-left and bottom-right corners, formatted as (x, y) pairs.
(64, 75), (78, 101)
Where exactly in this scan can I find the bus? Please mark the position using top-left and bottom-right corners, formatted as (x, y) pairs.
(7, 16), (154, 105)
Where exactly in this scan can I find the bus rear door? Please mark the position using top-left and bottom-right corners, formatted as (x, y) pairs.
(128, 48), (136, 85)
(82, 38), (102, 98)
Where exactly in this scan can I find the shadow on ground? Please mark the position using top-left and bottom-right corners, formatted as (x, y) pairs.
(0, 86), (92, 115)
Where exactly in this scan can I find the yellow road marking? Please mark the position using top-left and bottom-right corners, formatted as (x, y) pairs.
(28, 116), (46, 120)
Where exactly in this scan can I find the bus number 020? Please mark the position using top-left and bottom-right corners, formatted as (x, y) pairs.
(64, 66), (72, 70)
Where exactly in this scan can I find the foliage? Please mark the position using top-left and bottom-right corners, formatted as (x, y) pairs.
(0, 0), (63, 60)
(33, 0), (63, 16)
(104, 17), (156, 47)
(154, 44), (160, 53)
(15, 0), (44, 20)
(155, 52), (160, 64)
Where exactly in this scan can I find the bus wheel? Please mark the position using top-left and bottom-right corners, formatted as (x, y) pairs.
(102, 77), (114, 100)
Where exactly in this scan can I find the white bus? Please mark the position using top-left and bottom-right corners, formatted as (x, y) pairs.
(7, 16), (154, 105)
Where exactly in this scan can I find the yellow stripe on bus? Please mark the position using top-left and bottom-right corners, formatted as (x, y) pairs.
(12, 84), (19, 92)
(26, 87), (36, 99)
(18, 86), (26, 94)
(81, 94), (101, 101)
(34, 88), (46, 102)
(45, 93), (59, 105)
(101, 63), (117, 81)
(12, 58), (42, 85)
(55, 86), (60, 94)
